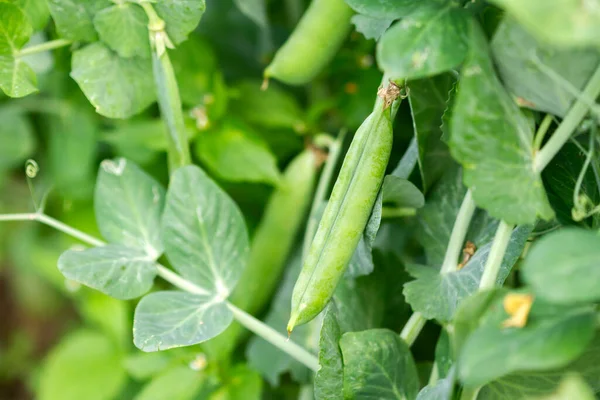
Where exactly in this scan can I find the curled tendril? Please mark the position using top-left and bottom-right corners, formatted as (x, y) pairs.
(25, 159), (39, 178)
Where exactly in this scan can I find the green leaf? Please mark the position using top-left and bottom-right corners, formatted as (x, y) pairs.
(522, 228), (600, 304)
(95, 158), (166, 256)
(459, 296), (596, 387)
(479, 333), (600, 399)
(10, 0), (50, 30)
(195, 120), (281, 185)
(0, 3), (37, 98)
(58, 244), (157, 300)
(162, 165), (249, 295)
(538, 374), (596, 400)
(134, 365), (204, 400)
(382, 176), (425, 208)
(491, 18), (600, 118)
(345, 0), (443, 19)
(38, 330), (127, 400)
(94, 3), (151, 58)
(333, 274), (386, 332)
(48, 106), (97, 199)
(233, 0), (268, 30)
(246, 255), (313, 385)
(209, 364), (263, 400)
(71, 42), (155, 119)
(408, 74), (455, 191)
(377, 4), (470, 80)
(231, 81), (305, 132)
(0, 108), (35, 169)
(133, 291), (233, 351)
(417, 373), (454, 400)
(347, 191), (382, 278)
(404, 225), (531, 322)
(154, 0), (206, 45)
(314, 304), (343, 400)
(47, 0), (111, 42)
(488, 0), (600, 47)
(449, 21), (554, 225)
(351, 15), (394, 41)
(124, 353), (171, 380)
(340, 329), (420, 399)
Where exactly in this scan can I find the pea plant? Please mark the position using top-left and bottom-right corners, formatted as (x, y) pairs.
(1, 0), (600, 398)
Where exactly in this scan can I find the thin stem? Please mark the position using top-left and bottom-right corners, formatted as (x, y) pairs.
(155, 265), (210, 296)
(381, 207), (417, 219)
(16, 39), (71, 57)
(573, 133), (595, 206)
(0, 213), (36, 222)
(37, 214), (105, 247)
(400, 312), (426, 346)
(303, 132), (345, 260)
(534, 64), (600, 172)
(227, 303), (320, 372)
(533, 114), (554, 151)
(440, 190), (476, 274)
(478, 221), (515, 290)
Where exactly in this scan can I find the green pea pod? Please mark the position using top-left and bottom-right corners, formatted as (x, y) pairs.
(202, 149), (317, 359)
(264, 0), (354, 85)
(288, 86), (400, 332)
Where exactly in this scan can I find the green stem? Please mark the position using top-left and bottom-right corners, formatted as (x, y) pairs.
(533, 114), (554, 151)
(16, 39), (71, 57)
(142, 2), (191, 173)
(399, 190), (476, 345)
(478, 221), (515, 290)
(0, 212), (318, 371)
(381, 207), (417, 219)
(400, 312), (427, 346)
(227, 303), (319, 371)
(303, 132), (345, 260)
(460, 386), (481, 400)
(440, 190), (476, 274)
(534, 64), (600, 172)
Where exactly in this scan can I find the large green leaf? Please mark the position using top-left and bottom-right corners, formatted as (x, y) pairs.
(134, 365), (204, 400)
(133, 291), (233, 351)
(47, 0), (110, 42)
(345, 0), (444, 19)
(95, 158), (165, 256)
(459, 296), (596, 387)
(491, 18), (600, 118)
(340, 329), (420, 399)
(479, 334), (600, 399)
(522, 228), (600, 304)
(538, 374), (596, 400)
(377, 4), (470, 80)
(408, 74), (455, 191)
(38, 330), (127, 400)
(351, 15), (394, 41)
(417, 373), (454, 400)
(58, 244), (157, 300)
(94, 3), (150, 58)
(195, 120), (281, 185)
(161, 165), (249, 296)
(449, 21), (553, 225)
(314, 304), (343, 400)
(71, 42), (155, 119)
(0, 3), (37, 97)
(10, 0), (50, 30)
(382, 176), (425, 208)
(0, 108), (35, 169)
(404, 225), (531, 322)
(154, 0), (206, 45)
(489, 0), (600, 47)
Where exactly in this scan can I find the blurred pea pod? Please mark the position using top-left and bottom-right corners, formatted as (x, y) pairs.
(264, 0), (354, 85)
(203, 148), (318, 359)
(288, 83), (402, 332)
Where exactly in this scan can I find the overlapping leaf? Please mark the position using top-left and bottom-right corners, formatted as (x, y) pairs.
(93, 3), (150, 58)
(449, 21), (554, 225)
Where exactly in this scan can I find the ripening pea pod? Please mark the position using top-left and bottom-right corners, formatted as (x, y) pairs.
(202, 149), (317, 359)
(264, 0), (354, 85)
(287, 84), (402, 332)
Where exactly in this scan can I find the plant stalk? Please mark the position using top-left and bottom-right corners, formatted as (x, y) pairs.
(399, 312), (427, 346)
(478, 221), (514, 290)
(227, 303), (319, 372)
(440, 190), (476, 274)
(16, 39), (71, 57)
(534, 64), (600, 172)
